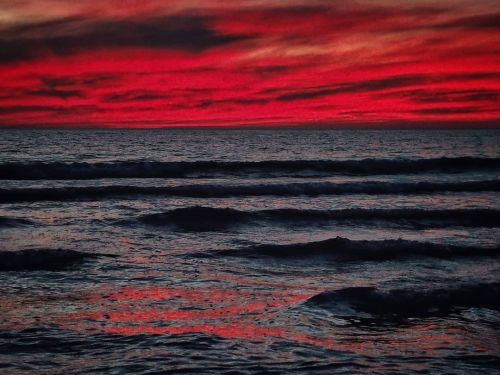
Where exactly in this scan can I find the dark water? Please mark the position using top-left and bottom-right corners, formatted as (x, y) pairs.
(0, 129), (499, 374)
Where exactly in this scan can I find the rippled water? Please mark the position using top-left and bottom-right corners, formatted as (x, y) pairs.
(1, 129), (499, 374)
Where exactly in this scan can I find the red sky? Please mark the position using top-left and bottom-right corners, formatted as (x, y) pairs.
(0, 0), (499, 128)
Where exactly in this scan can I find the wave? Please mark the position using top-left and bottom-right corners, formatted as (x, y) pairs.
(304, 283), (500, 321)
(198, 237), (499, 260)
(1, 157), (498, 180)
(1, 180), (499, 202)
(0, 216), (35, 228)
(137, 206), (251, 231)
(135, 206), (500, 230)
(0, 249), (116, 271)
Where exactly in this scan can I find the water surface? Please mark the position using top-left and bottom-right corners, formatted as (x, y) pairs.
(1, 129), (499, 374)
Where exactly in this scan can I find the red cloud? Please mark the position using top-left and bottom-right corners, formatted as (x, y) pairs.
(0, 1), (498, 127)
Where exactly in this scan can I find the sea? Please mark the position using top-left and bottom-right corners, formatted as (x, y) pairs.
(0, 128), (499, 374)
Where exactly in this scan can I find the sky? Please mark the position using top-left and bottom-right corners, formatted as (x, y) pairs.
(0, 0), (499, 128)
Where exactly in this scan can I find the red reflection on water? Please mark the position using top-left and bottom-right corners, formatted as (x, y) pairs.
(49, 285), (349, 348)
(104, 323), (338, 350)
(100, 286), (310, 307)
(4, 284), (488, 356)
(105, 299), (300, 322)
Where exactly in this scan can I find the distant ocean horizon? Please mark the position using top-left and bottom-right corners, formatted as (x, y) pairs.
(1, 128), (499, 374)
(2, 121), (499, 130)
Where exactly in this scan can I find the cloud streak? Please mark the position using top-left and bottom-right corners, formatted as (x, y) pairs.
(0, 0), (499, 127)
(0, 14), (246, 63)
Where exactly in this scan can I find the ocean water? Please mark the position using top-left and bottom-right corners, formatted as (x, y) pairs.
(0, 128), (499, 374)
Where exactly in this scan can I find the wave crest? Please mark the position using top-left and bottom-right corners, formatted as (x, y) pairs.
(1, 180), (499, 202)
(0, 249), (116, 271)
(0, 216), (35, 228)
(305, 283), (500, 321)
(1, 157), (498, 180)
(138, 206), (251, 231)
(134, 206), (500, 230)
(200, 237), (499, 260)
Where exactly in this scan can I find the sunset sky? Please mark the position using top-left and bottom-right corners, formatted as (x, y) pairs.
(0, 0), (499, 128)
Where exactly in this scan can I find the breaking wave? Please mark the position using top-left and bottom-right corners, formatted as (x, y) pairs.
(137, 206), (250, 231)
(305, 283), (500, 321)
(135, 206), (500, 230)
(199, 237), (499, 260)
(0, 249), (116, 271)
(0, 216), (35, 228)
(1, 180), (499, 202)
(1, 157), (498, 180)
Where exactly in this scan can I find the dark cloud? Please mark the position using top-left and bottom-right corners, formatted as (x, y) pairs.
(277, 89), (336, 101)
(55, 104), (102, 115)
(0, 14), (247, 63)
(460, 92), (499, 102)
(250, 65), (291, 78)
(194, 98), (269, 108)
(0, 104), (100, 115)
(28, 88), (84, 99)
(0, 105), (57, 115)
(325, 76), (424, 93)
(277, 72), (500, 102)
(437, 13), (500, 30)
(277, 76), (423, 101)
(103, 91), (168, 103)
(0, 41), (36, 63)
(39, 74), (119, 89)
(380, 89), (499, 103)
(414, 107), (481, 115)
(444, 72), (500, 81)
(13, 75), (118, 100)
(339, 110), (374, 117)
